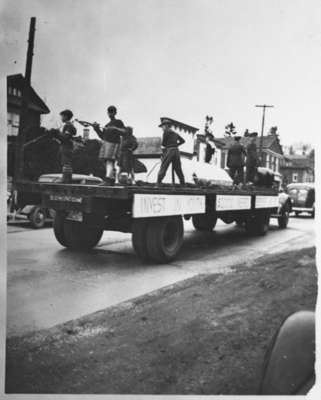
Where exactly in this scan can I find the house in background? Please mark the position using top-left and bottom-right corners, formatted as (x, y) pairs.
(7, 74), (50, 140)
(215, 131), (284, 178)
(7, 74), (50, 179)
(280, 153), (314, 185)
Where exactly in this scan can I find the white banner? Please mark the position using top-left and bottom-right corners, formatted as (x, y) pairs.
(133, 194), (205, 218)
(216, 195), (251, 211)
(255, 195), (279, 208)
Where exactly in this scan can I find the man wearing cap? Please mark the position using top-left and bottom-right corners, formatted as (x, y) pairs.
(157, 119), (185, 185)
(227, 136), (246, 185)
(93, 106), (126, 185)
(55, 109), (77, 183)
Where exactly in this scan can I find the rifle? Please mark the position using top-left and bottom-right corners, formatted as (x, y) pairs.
(23, 128), (81, 148)
(75, 119), (100, 128)
(23, 129), (58, 148)
(76, 119), (126, 134)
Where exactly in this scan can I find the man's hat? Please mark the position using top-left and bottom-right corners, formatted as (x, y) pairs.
(158, 118), (171, 128)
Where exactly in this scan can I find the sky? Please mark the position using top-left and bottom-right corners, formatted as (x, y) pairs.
(1, 0), (321, 146)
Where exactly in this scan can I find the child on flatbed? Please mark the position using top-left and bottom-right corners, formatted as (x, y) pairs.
(54, 109), (77, 183)
(118, 126), (138, 184)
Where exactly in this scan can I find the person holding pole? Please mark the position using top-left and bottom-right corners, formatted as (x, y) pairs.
(157, 118), (185, 185)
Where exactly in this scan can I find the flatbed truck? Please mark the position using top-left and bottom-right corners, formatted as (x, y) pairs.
(16, 180), (290, 263)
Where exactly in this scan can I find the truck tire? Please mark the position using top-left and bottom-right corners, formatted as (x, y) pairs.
(192, 214), (217, 231)
(311, 205), (315, 219)
(146, 216), (184, 263)
(278, 207), (290, 229)
(63, 220), (103, 250)
(28, 206), (46, 229)
(132, 218), (150, 260)
(53, 212), (68, 247)
(245, 212), (270, 236)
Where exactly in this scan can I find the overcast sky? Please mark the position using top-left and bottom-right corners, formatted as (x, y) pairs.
(1, 0), (320, 146)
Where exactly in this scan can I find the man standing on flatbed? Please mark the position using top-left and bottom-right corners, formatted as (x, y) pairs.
(157, 118), (185, 185)
(246, 132), (259, 183)
(93, 105), (125, 185)
(227, 135), (246, 185)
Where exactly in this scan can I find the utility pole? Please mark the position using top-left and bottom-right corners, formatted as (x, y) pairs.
(14, 17), (36, 183)
(255, 104), (274, 163)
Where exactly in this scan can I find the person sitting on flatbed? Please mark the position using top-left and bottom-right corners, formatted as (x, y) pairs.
(157, 118), (185, 185)
(54, 109), (77, 183)
(92, 105), (126, 185)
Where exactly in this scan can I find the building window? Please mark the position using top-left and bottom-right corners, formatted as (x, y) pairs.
(7, 112), (20, 136)
(8, 86), (13, 95)
(292, 173), (298, 182)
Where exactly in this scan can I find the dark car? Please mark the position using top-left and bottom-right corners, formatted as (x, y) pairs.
(287, 183), (315, 218)
(8, 174), (103, 228)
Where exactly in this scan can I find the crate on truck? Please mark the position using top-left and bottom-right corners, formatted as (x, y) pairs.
(15, 180), (290, 263)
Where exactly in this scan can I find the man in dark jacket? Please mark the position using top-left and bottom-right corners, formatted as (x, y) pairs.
(227, 136), (246, 184)
(157, 119), (185, 185)
(246, 132), (259, 183)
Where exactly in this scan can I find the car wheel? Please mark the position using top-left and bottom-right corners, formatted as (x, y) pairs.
(28, 206), (46, 229)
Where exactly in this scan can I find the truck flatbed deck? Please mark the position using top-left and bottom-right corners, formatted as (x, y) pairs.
(16, 180), (290, 263)
(17, 180), (277, 198)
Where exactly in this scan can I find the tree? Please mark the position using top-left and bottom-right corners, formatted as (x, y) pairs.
(269, 126), (278, 136)
(225, 122), (237, 137)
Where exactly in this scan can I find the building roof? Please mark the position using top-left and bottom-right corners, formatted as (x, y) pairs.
(7, 74), (50, 114)
(214, 134), (283, 155)
(135, 137), (162, 156)
(282, 154), (314, 170)
(159, 117), (199, 134)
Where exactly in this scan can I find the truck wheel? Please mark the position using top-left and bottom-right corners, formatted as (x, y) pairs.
(53, 212), (68, 247)
(29, 206), (46, 229)
(132, 219), (150, 260)
(192, 214), (217, 231)
(311, 205), (315, 219)
(146, 216), (184, 263)
(278, 208), (290, 229)
(246, 213), (270, 236)
(63, 220), (103, 250)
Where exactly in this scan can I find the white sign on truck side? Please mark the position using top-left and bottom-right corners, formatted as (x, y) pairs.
(216, 195), (251, 211)
(133, 194), (205, 218)
(255, 195), (279, 208)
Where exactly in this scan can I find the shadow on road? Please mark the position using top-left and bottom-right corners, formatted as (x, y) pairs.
(51, 221), (298, 271)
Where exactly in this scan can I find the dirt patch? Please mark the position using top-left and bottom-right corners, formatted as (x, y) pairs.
(6, 247), (317, 394)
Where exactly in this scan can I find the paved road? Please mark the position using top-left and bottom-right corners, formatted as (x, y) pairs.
(7, 216), (314, 337)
